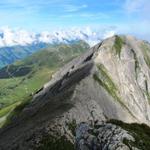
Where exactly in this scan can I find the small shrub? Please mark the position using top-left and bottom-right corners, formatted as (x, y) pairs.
(67, 119), (77, 136)
(37, 135), (74, 150)
(108, 119), (150, 150)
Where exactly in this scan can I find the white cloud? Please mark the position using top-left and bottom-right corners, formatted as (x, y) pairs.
(63, 4), (87, 12)
(0, 26), (118, 47)
(0, 26), (37, 46)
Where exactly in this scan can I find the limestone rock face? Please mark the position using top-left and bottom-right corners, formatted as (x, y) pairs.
(93, 35), (150, 124)
(0, 35), (150, 149)
(76, 122), (138, 150)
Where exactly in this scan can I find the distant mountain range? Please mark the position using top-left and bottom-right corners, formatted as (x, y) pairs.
(0, 27), (115, 47)
(0, 27), (115, 68)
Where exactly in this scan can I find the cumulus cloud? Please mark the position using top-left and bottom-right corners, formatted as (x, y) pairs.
(0, 26), (36, 46)
(0, 26), (118, 47)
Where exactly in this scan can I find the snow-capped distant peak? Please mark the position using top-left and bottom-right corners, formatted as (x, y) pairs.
(0, 27), (116, 47)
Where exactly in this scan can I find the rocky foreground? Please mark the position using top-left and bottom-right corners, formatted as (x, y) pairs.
(76, 121), (150, 150)
(76, 122), (137, 150)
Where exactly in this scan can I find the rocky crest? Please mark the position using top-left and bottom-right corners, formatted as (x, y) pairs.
(76, 122), (138, 150)
(0, 35), (150, 149)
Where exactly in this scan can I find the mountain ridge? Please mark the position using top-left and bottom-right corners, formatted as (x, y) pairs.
(0, 35), (150, 149)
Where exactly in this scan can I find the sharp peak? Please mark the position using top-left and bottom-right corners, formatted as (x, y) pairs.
(103, 34), (138, 40)
(95, 34), (143, 47)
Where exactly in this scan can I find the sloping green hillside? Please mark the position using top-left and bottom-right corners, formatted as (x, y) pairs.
(0, 43), (49, 68)
(0, 40), (89, 127)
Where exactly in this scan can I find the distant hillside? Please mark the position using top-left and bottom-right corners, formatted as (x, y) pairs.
(0, 40), (92, 69)
(0, 43), (49, 68)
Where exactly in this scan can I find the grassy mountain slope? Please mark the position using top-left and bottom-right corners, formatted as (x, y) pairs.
(0, 40), (89, 127)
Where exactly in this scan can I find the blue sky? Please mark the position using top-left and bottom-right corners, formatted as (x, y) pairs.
(0, 0), (149, 39)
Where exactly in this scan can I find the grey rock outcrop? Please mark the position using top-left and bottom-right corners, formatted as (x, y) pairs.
(76, 122), (138, 150)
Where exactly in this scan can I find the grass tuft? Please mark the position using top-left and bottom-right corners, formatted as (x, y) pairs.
(113, 35), (124, 58)
(2, 95), (32, 127)
(93, 64), (120, 102)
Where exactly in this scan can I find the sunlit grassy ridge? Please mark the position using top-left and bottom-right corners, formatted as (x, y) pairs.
(0, 40), (89, 127)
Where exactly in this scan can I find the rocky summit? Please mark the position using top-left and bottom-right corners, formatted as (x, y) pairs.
(0, 35), (150, 150)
